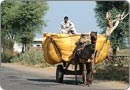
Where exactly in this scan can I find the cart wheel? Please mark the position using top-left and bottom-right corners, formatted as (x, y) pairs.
(56, 65), (64, 83)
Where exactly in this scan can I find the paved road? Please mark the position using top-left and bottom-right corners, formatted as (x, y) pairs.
(0, 63), (129, 90)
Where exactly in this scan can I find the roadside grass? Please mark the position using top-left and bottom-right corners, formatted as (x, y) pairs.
(94, 49), (129, 83)
(11, 49), (55, 68)
(94, 60), (129, 83)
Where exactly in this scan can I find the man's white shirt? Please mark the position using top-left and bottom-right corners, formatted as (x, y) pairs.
(60, 20), (76, 34)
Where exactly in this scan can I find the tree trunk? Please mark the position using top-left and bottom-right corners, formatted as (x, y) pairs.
(25, 43), (28, 51)
(112, 48), (117, 60)
(10, 48), (14, 55)
(112, 48), (117, 56)
(22, 44), (25, 53)
(26, 44), (30, 51)
(2, 44), (5, 55)
(10, 42), (14, 55)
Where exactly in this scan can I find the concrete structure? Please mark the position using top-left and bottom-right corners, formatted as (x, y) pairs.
(13, 42), (23, 53)
(13, 38), (42, 53)
(31, 38), (42, 47)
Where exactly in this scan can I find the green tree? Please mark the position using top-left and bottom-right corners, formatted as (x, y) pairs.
(1, 0), (49, 53)
(15, 1), (49, 52)
(1, 1), (20, 55)
(95, 1), (129, 55)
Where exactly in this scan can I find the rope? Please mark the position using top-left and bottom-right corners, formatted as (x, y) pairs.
(49, 36), (62, 62)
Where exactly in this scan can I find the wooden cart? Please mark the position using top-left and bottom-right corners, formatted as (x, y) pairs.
(42, 33), (110, 85)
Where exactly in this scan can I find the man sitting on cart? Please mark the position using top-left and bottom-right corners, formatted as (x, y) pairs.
(60, 16), (77, 34)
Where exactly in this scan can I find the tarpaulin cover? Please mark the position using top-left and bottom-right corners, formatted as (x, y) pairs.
(42, 32), (110, 64)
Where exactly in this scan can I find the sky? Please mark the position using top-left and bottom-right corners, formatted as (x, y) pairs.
(36, 1), (102, 38)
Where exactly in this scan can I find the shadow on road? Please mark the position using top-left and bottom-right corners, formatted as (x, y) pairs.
(27, 79), (82, 85)
(27, 79), (56, 83)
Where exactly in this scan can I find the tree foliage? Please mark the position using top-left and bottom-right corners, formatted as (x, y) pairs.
(1, 0), (49, 53)
(95, 1), (129, 50)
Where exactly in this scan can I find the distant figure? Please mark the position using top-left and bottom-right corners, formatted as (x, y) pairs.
(60, 16), (76, 34)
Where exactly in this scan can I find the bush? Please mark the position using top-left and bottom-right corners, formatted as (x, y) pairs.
(95, 60), (129, 83)
(1, 49), (12, 63)
(11, 49), (54, 68)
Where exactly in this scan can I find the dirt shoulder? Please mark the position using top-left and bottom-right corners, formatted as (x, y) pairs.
(1, 63), (56, 76)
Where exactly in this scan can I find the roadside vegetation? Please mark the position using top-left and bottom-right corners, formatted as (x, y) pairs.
(10, 49), (55, 68)
(94, 1), (129, 83)
(95, 53), (129, 83)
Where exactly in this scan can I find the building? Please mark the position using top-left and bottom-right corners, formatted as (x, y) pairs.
(31, 38), (42, 47)
(13, 42), (23, 53)
(13, 38), (42, 53)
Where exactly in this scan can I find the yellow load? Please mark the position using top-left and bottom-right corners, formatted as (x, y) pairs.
(42, 32), (110, 64)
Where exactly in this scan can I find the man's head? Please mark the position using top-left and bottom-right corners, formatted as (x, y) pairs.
(64, 16), (69, 23)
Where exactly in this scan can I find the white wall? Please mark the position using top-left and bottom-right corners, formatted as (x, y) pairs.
(32, 41), (42, 47)
(13, 40), (42, 53)
(13, 42), (22, 53)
